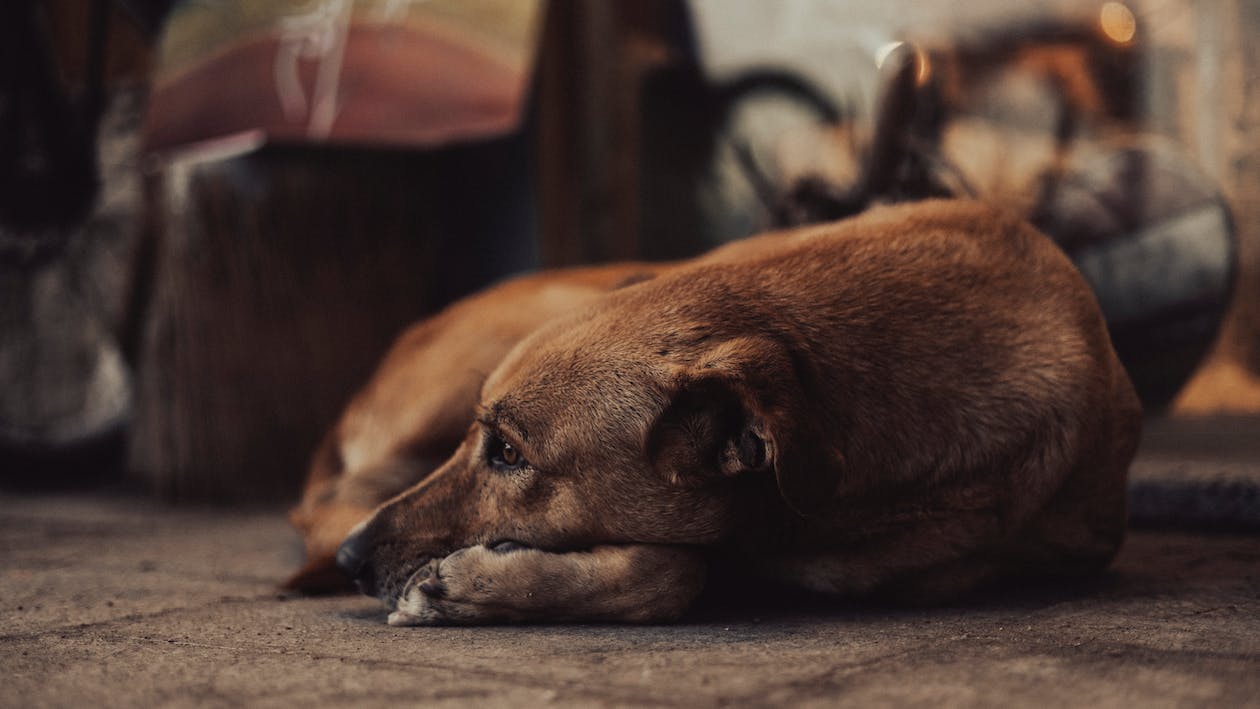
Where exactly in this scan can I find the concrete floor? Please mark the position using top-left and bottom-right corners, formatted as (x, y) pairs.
(2, 488), (1258, 708)
(4, 416), (1260, 707)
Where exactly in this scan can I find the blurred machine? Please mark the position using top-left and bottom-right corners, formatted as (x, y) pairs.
(675, 1), (1236, 412)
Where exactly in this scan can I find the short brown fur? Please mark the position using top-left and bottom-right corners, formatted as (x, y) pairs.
(290, 200), (1141, 624)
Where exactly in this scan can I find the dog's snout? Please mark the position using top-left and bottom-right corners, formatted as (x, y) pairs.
(335, 525), (377, 597)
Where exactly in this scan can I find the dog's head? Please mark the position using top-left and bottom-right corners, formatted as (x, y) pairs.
(283, 323), (484, 593)
(283, 265), (674, 594)
(336, 291), (840, 608)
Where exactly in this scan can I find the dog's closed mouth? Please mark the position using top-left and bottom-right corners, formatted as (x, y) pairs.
(487, 539), (530, 553)
(369, 557), (427, 606)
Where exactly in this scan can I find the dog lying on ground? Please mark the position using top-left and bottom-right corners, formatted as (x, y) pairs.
(288, 200), (1141, 624)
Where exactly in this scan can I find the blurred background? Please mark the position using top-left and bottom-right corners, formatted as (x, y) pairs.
(1, 0), (1257, 522)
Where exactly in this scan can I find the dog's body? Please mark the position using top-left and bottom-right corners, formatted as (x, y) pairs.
(292, 200), (1141, 624)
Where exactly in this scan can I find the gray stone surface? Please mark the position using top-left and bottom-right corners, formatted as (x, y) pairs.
(2, 492), (1259, 707)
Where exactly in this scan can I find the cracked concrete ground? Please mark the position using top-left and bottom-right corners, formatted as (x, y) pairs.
(3, 420), (1260, 707)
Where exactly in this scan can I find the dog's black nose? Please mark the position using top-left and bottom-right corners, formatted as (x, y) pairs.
(336, 526), (377, 598)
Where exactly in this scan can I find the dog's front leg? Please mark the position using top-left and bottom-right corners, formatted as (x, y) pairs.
(388, 544), (706, 626)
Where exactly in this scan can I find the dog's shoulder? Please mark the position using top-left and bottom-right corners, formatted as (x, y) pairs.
(853, 199), (1029, 241)
(699, 199), (1051, 269)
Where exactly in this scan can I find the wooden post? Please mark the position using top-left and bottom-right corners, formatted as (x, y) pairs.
(129, 137), (534, 502)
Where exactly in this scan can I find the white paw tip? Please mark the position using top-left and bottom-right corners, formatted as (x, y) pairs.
(387, 610), (422, 627)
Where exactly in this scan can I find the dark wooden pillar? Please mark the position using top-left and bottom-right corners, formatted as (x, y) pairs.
(534, 0), (679, 267)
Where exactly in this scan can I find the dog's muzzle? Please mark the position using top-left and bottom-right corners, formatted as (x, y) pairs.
(335, 525), (377, 597)
(336, 522), (435, 607)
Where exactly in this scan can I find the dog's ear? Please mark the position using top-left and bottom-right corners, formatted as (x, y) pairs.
(647, 376), (769, 487)
(646, 337), (841, 516)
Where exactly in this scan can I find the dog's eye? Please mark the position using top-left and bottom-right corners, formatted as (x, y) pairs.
(500, 442), (520, 466)
(487, 434), (527, 470)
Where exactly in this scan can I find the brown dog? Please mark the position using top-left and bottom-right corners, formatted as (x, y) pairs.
(294, 200), (1141, 624)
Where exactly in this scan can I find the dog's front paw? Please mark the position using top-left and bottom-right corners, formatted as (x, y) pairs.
(388, 545), (530, 626)
(385, 543), (704, 626)
(386, 558), (444, 626)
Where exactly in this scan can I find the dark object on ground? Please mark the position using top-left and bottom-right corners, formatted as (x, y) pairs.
(1128, 415), (1260, 531)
